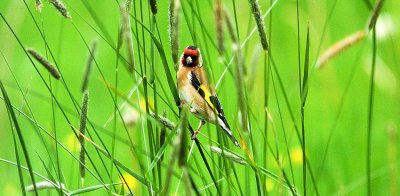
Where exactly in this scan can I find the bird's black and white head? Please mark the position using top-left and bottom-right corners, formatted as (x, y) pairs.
(181, 45), (202, 67)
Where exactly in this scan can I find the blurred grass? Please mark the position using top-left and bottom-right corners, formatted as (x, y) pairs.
(0, 0), (399, 195)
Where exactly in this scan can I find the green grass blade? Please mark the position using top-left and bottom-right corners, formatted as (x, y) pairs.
(8, 112), (27, 196)
(0, 81), (38, 195)
(69, 183), (122, 195)
(131, 16), (180, 106)
(147, 129), (177, 173)
(0, 158), (69, 194)
(301, 26), (310, 195)
(367, 26), (377, 196)
(81, 133), (152, 190)
(80, 0), (115, 46)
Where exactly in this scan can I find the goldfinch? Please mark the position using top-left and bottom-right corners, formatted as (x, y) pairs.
(177, 45), (240, 147)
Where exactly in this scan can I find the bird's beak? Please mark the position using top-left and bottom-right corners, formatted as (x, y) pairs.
(186, 56), (193, 65)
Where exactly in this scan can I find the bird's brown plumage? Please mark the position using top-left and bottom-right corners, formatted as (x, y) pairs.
(177, 65), (216, 122)
(177, 45), (240, 147)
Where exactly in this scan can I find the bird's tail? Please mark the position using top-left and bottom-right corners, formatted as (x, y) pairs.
(224, 129), (240, 147)
(217, 118), (240, 147)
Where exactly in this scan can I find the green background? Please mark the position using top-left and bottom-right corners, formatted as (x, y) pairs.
(0, 0), (399, 195)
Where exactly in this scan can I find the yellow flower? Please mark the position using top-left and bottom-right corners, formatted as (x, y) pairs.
(122, 96), (154, 127)
(3, 183), (18, 195)
(265, 178), (275, 192)
(139, 97), (154, 111)
(120, 173), (138, 192)
(65, 132), (79, 153)
(290, 146), (303, 165)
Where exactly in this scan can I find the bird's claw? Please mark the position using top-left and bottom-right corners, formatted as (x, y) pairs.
(191, 131), (199, 140)
(177, 102), (183, 109)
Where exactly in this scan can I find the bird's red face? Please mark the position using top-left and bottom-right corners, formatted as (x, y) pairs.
(181, 45), (200, 67)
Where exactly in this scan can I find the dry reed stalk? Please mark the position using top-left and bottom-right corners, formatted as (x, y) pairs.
(225, 11), (249, 131)
(149, 112), (176, 130)
(232, 40), (248, 132)
(209, 146), (247, 164)
(224, 7), (238, 43)
(26, 48), (61, 80)
(126, 0), (132, 11)
(26, 181), (65, 192)
(214, 0), (224, 56)
(162, 107), (188, 195)
(120, 4), (135, 72)
(49, 0), (71, 19)
(317, 31), (367, 69)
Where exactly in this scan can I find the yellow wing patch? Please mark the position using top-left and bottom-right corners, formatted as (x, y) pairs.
(188, 71), (219, 115)
(199, 85), (219, 114)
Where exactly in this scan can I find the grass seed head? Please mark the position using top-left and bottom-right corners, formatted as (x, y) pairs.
(169, 0), (181, 69)
(214, 0), (224, 56)
(81, 40), (98, 93)
(317, 31), (367, 69)
(120, 4), (135, 72)
(150, 0), (158, 15)
(249, 0), (268, 50)
(49, 0), (71, 19)
(26, 48), (61, 80)
(79, 90), (89, 186)
(26, 181), (65, 192)
(126, 0), (132, 12)
(210, 146), (247, 165)
(224, 7), (238, 44)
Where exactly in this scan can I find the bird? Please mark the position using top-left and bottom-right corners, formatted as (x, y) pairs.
(176, 45), (240, 147)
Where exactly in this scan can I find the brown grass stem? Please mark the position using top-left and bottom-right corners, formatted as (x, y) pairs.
(120, 4), (135, 73)
(316, 31), (367, 69)
(214, 0), (224, 56)
(368, 0), (385, 30)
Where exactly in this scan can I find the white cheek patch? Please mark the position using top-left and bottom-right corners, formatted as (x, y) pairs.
(198, 49), (203, 67)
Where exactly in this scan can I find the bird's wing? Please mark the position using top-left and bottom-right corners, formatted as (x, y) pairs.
(194, 66), (210, 91)
(189, 71), (240, 147)
(189, 71), (217, 114)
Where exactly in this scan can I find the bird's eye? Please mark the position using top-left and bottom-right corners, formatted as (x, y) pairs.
(191, 55), (198, 61)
